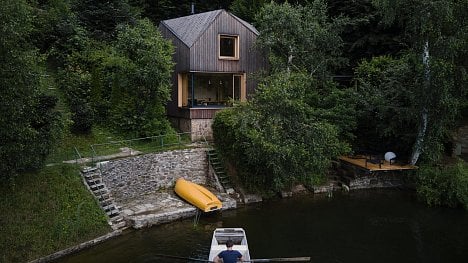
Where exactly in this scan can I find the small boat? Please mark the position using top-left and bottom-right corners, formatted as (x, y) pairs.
(208, 228), (251, 262)
(174, 178), (222, 212)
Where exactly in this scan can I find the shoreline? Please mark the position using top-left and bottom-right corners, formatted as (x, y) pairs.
(29, 147), (413, 262)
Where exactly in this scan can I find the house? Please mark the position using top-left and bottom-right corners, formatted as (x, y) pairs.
(159, 9), (266, 140)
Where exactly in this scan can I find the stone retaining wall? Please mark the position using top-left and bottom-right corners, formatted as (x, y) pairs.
(99, 148), (208, 205)
(349, 174), (409, 190)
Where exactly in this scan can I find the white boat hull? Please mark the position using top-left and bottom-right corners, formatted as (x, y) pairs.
(208, 228), (251, 261)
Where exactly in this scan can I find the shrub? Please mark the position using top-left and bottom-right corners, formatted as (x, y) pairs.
(416, 160), (468, 209)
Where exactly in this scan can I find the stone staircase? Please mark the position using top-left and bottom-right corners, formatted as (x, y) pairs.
(81, 167), (126, 230)
(207, 149), (233, 193)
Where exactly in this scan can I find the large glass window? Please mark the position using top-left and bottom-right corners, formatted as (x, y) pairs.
(219, 35), (239, 59)
(179, 73), (245, 108)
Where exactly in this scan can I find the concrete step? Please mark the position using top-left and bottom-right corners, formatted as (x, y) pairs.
(102, 204), (116, 212)
(90, 183), (105, 190)
(84, 172), (100, 178)
(97, 193), (111, 201)
(107, 209), (120, 217)
(86, 178), (102, 185)
(93, 188), (109, 195)
(82, 167), (98, 173)
(100, 197), (114, 205)
(111, 220), (127, 230)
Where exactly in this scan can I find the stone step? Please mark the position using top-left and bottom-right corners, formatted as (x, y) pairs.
(90, 183), (105, 190)
(82, 167), (98, 173)
(111, 221), (126, 230)
(93, 188), (109, 195)
(86, 178), (102, 185)
(84, 172), (100, 178)
(107, 209), (120, 217)
(98, 193), (111, 201)
(100, 197), (114, 205)
(102, 204), (116, 212)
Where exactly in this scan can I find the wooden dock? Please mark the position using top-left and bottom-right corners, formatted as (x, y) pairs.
(339, 155), (418, 172)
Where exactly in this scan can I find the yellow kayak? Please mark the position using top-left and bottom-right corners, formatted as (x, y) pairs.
(174, 178), (222, 212)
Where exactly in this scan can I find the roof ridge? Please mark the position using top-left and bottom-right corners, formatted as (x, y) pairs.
(160, 9), (259, 47)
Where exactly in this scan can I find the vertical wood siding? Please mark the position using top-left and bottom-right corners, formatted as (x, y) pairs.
(159, 24), (190, 117)
(190, 12), (264, 73)
(160, 11), (267, 118)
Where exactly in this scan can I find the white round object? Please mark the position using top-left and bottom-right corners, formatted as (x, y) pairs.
(384, 152), (396, 162)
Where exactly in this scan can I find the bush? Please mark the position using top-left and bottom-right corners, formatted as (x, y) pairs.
(213, 72), (351, 193)
(59, 66), (94, 134)
(416, 160), (468, 209)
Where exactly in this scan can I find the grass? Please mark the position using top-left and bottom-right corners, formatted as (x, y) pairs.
(0, 165), (110, 262)
(1, 127), (123, 262)
(0, 126), (199, 262)
(90, 132), (194, 157)
(46, 126), (125, 164)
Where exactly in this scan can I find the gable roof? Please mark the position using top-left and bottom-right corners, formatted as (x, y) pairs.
(160, 9), (259, 48)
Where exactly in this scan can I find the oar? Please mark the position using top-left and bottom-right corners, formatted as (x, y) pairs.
(153, 254), (310, 262)
(153, 253), (213, 262)
(244, 257), (311, 262)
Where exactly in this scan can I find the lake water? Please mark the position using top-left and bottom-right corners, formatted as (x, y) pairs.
(56, 189), (468, 263)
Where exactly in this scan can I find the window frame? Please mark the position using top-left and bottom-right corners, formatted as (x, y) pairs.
(218, 34), (239, 60)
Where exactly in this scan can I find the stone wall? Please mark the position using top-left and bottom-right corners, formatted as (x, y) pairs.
(191, 119), (214, 140)
(349, 174), (409, 190)
(99, 148), (208, 205)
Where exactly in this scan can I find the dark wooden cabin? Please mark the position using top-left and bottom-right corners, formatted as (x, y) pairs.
(159, 9), (266, 140)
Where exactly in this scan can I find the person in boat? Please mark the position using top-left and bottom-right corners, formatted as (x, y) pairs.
(213, 240), (243, 263)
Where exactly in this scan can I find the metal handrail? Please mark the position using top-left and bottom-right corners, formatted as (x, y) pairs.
(89, 131), (202, 163)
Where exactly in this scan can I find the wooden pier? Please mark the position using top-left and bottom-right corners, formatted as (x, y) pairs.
(339, 155), (418, 173)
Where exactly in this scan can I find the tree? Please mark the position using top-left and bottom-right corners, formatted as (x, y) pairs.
(0, 0), (61, 178)
(370, 0), (468, 164)
(130, 0), (234, 24)
(213, 72), (350, 192)
(255, 0), (347, 76)
(354, 55), (458, 160)
(102, 18), (175, 136)
(71, 0), (137, 40)
(326, 0), (406, 72)
(229, 0), (269, 23)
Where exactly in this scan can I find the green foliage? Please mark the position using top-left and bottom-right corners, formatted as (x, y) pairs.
(59, 64), (95, 134)
(103, 18), (175, 136)
(255, 0), (347, 76)
(230, 0), (268, 23)
(326, 0), (406, 70)
(355, 54), (462, 162)
(213, 72), (351, 192)
(0, 165), (109, 262)
(416, 160), (468, 209)
(0, 0), (62, 178)
(71, 0), (138, 40)
(56, 18), (175, 137)
(131, 0), (234, 24)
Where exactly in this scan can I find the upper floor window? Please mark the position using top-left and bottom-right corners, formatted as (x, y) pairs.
(219, 35), (239, 60)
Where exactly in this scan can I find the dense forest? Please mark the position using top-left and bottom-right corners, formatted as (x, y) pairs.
(1, 0), (467, 208)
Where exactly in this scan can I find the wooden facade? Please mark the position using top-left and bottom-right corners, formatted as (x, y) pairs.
(159, 10), (266, 138)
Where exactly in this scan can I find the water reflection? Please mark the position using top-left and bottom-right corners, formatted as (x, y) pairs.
(56, 190), (468, 263)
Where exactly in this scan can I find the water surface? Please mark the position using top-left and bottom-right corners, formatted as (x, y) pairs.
(57, 190), (468, 263)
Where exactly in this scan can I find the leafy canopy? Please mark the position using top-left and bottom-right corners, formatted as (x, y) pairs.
(254, 0), (347, 75)
(0, 0), (62, 178)
(213, 72), (351, 192)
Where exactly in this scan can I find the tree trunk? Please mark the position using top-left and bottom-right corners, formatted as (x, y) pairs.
(410, 108), (428, 165)
(410, 40), (430, 165)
